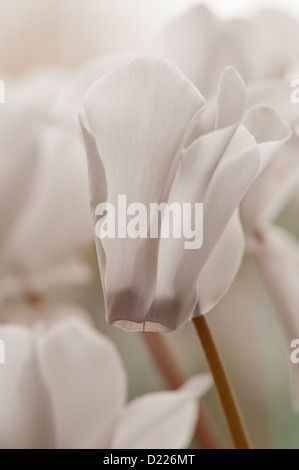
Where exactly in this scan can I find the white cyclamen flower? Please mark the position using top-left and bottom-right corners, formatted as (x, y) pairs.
(80, 56), (290, 332)
(0, 69), (93, 300)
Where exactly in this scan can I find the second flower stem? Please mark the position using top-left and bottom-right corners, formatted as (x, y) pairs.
(193, 315), (252, 449)
(143, 331), (223, 449)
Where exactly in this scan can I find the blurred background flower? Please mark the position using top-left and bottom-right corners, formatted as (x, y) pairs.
(0, 303), (211, 448)
(0, 0), (198, 75)
(0, 0), (299, 449)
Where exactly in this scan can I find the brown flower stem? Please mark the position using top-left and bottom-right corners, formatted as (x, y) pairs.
(143, 331), (223, 449)
(193, 315), (252, 449)
(143, 332), (183, 389)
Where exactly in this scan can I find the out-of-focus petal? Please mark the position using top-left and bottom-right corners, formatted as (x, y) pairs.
(153, 6), (299, 98)
(251, 226), (299, 409)
(241, 80), (299, 234)
(0, 69), (67, 250)
(36, 317), (127, 448)
(111, 374), (212, 449)
(0, 69), (92, 298)
(152, 5), (249, 98)
(0, 325), (54, 448)
(0, 0), (185, 75)
(253, 10), (299, 74)
(0, 0), (104, 73)
(241, 135), (299, 235)
(0, 257), (92, 303)
(248, 79), (299, 125)
(0, 302), (93, 331)
(2, 125), (93, 281)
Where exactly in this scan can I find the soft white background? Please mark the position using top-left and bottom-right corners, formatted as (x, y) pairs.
(159, 0), (299, 19)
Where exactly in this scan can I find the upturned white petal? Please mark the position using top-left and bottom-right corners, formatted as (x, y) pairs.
(111, 374), (212, 449)
(216, 67), (247, 130)
(199, 106), (290, 266)
(155, 106), (290, 328)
